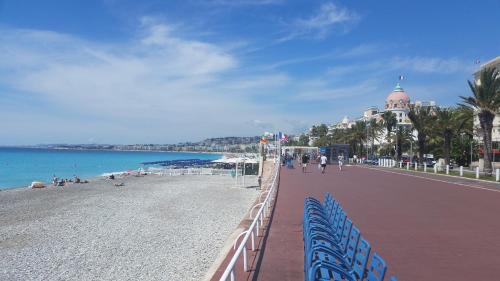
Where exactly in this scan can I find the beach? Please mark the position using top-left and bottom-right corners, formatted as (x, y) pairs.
(0, 173), (259, 281)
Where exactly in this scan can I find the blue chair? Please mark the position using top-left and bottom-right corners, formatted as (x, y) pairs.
(366, 253), (387, 281)
(305, 227), (362, 278)
(307, 238), (371, 281)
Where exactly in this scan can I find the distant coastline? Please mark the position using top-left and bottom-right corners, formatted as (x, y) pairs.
(1, 146), (226, 155)
(0, 136), (261, 154)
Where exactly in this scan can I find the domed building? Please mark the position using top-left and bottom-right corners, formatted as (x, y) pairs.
(385, 83), (411, 125)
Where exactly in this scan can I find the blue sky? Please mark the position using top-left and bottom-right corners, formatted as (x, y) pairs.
(1, 0), (499, 145)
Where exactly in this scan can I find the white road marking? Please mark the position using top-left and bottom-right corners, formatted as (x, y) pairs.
(359, 166), (500, 194)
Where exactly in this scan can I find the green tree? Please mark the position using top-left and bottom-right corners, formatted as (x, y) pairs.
(434, 107), (460, 165)
(381, 111), (397, 143)
(298, 134), (310, 146)
(367, 119), (382, 157)
(395, 126), (414, 161)
(408, 105), (436, 164)
(460, 68), (500, 175)
(349, 121), (367, 157)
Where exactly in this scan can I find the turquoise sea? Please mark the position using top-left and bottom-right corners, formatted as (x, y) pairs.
(0, 147), (222, 190)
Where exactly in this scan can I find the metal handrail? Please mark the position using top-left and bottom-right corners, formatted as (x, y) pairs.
(218, 156), (280, 281)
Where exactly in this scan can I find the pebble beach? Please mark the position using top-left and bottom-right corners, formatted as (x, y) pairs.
(0, 173), (259, 281)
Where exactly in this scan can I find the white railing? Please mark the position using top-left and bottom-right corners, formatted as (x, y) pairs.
(218, 157), (280, 281)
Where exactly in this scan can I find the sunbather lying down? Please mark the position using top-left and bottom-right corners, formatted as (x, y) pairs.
(114, 182), (124, 187)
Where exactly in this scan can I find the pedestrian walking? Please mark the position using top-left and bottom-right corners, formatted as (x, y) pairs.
(320, 154), (327, 174)
(302, 153), (309, 173)
(338, 154), (344, 171)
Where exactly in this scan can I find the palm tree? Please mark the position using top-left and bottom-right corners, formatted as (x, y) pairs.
(349, 121), (367, 157)
(367, 118), (382, 157)
(395, 126), (414, 161)
(434, 107), (459, 165)
(460, 68), (500, 175)
(381, 111), (397, 143)
(408, 105), (436, 164)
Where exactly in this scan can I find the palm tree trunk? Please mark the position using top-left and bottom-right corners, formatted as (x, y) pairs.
(443, 132), (452, 165)
(418, 133), (426, 164)
(479, 112), (494, 175)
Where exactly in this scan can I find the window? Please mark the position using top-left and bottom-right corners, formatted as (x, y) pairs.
(399, 119), (402, 122)
(399, 113), (402, 117)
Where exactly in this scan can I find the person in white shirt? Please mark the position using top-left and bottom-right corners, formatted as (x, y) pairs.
(338, 154), (344, 171)
(320, 154), (328, 174)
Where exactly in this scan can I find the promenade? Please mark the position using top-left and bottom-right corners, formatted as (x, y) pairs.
(252, 163), (500, 280)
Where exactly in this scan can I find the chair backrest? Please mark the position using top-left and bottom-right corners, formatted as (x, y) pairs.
(339, 219), (352, 252)
(324, 197), (335, 217)
(335, 211), (347, 239)
(345, 226), (360, 266)
(366, 253), (387, 281)
(352, 238), (371, 279)
(331, 204), (342, 227)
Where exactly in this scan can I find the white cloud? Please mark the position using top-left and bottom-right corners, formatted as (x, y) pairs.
(281, 2), (359, 41)
(0, 22), (298, 144)
(390, 56), (473, 74)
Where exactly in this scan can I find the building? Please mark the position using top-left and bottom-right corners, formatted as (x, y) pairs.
(384, 83), (412, 125)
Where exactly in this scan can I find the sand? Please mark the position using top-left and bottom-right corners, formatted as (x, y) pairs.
(0, 173), (259, 281)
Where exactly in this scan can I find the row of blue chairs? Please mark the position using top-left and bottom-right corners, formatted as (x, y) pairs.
(303, 193), (397, 281)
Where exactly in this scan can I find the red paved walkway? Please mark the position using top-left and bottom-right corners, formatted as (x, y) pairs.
(254, 163), (500, 281)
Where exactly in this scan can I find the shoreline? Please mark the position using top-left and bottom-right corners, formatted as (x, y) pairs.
(0, 149), (229, 191)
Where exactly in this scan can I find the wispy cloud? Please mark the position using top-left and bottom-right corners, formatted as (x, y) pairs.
(390, 56), (474, 74)
(0, 21), (301, 144)
(280, 2), (360, 41)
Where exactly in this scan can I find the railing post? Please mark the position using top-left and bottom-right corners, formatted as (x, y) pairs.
(230, 271), (235, 281)
(460, 166), (463, 177)
(251, 230), (255, 251)
(243, 246), (247, 272)
(496, 169), (499, 182)
(406, 162), (410, 170)
(446, 165), (449, 175)
(434, 165), (437, 174)
(399, 161), (402, 169)
(424, 163), (427, 172)
(476, 167), (480, 179)
(414, 162), (418, 171)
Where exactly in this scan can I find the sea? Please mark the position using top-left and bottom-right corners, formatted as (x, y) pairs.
(0, 147), (222, 190)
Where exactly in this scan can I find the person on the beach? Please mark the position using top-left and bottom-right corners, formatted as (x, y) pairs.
(338, 154), (344, 171)
(320, 154), (327, 174)
(301, 153), (309, 173)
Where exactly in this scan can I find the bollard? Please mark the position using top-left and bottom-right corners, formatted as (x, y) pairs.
(399, 161), (402, 169)
(496, 169), (499, 182)
(424, 163), (427, 172)
(414, 162), (418, 171)
(446, 165), (449, 175)
(460, 166), (463, 177)
(476, 167), (480, 179)
(406, 162), (410, 170)
(434, 165), (437, 174)
(378, 159), (381, 166)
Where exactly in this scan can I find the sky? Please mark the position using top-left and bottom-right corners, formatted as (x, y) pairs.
(1, 0), (499, 145)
